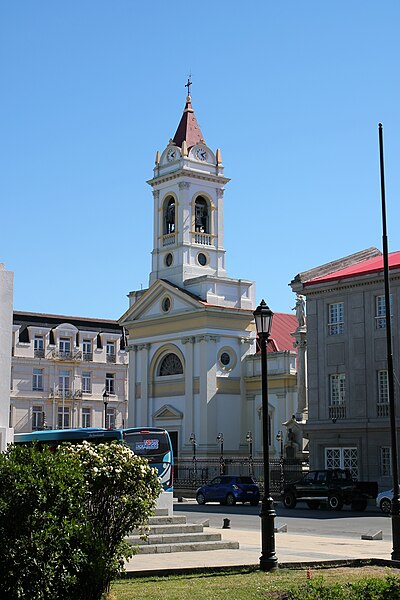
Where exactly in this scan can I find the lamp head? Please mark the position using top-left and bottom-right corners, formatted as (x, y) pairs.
(253, 299), (274, 337)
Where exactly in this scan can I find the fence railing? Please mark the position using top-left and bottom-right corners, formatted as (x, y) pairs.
(174, 457), (308, 495)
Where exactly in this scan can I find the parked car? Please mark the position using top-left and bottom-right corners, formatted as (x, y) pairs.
(196, 475), (260, 506)
(281, 468), (378, 511)
(376, 489), (393, 514)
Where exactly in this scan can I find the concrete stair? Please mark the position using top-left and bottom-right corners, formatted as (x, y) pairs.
(127, 509), (239, 554)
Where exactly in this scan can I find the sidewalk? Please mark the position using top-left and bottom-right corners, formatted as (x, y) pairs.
(125, 526), (394, 575)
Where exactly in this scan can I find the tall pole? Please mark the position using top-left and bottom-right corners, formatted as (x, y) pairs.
(378, 123), (400, 561)
(259, 331), (278, 571)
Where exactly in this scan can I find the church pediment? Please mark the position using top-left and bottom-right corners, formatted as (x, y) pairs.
(119, 279), (205, 326)
(153, 404), (183, 420)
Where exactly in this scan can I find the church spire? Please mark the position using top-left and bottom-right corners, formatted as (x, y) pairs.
(172, 79), (205, 148)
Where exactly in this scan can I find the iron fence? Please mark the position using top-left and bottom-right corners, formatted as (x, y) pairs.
(174, 457), (308, 495)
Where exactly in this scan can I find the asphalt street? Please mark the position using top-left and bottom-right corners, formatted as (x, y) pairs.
(174, 500), (392, 540)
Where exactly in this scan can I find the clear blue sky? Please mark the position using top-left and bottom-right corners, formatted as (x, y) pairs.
(1, 2), (400, 320)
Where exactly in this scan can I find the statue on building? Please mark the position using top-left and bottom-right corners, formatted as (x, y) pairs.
(292, 293), (306, 329)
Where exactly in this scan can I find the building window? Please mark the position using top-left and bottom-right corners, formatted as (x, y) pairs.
(377, 370), (389, 417)
(376, 294), (393, 329)
(329, 373), (346, 419)
(158, 353), (183, 376)
(59, 337), (71, 358)
(328, 302), (344, 335)
(59, 370), (70, 396)
(194, 196), (209, 233)
(106, 407), (116, 430)
(82, 372), (91, 394)
(34, 335), (45, 358)
(58, 406), (70, 429)
(325, 447), (358, 479)
(82, 407), (91, 428)
(105, 373), (115, 395)
(163, 196), (176, 235)
(380, 446), (392, 477)
(33, 368), (43, 391)
(83, 339), (93, 361)
(106, 341), (116, 363)
(32, 405), (44, 431)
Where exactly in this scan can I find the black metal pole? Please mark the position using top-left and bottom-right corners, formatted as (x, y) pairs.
(378, 122), (400, 562)
(259, 332), (278, 571)
(104, 401), (108, 429)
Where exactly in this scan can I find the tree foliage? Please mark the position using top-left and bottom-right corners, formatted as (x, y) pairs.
(0, 441), (161, 600)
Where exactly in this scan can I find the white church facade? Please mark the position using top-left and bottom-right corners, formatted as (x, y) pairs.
(120, 89), (302, 459)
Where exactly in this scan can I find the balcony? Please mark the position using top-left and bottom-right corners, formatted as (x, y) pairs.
(377, 402), (389, 417)
(107, 354), (116, 363)
(83, 352), (93, 361)
(51, 388), (82, 399)
(34, 349), (45, 358)
(329, 404), (346, 420)
(193, 231), (212, 246)
(51, 349), (82, 361)
(162, 233), (176, 247)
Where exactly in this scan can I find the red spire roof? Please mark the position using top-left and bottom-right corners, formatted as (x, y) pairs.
(172, 95), (205, 149)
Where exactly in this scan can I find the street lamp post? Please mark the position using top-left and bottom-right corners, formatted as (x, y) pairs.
(246, 431), (253, 476)
(378, 123), (400, 561)
(276, 430), (284, 494)
(103, 390), (109, 429)
(254, 299), (278, 571)
(189, 433), (197, 483)
(217, 432), (224, 475)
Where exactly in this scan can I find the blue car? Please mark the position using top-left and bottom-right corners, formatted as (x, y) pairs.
(196, 475), (260, 506)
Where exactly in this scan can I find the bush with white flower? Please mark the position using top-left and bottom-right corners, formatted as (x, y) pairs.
(0, 440), (161, 600)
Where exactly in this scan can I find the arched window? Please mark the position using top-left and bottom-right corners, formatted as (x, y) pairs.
(194, 196), (209, 233)
(163, 197), (176, 234)
(158, 353), (183, 376)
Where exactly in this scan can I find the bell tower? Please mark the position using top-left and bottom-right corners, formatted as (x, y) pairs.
(148, 85), (230, 288)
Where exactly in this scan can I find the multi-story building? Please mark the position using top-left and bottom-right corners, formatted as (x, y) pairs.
(11, 311), (128, 433)
(291, 246), (399, 487)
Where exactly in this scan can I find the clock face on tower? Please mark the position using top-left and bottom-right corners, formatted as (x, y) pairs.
(195, 147), (208, 161)
(167, 148), (177, 162)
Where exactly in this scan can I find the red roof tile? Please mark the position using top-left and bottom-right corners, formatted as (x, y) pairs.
(304, 251), (400, 287)
(173, 95), (205, 149)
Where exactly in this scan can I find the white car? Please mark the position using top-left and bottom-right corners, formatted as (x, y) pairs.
(376, 489), (392, 514)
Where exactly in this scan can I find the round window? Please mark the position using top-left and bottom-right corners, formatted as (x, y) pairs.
(161, 297), (171, 313)
(165, 253), (173, 267)
(220, 352), (231, 367)
(197, 253), (207, 266)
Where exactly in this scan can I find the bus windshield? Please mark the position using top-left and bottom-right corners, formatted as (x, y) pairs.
(123, 429), (170, 460)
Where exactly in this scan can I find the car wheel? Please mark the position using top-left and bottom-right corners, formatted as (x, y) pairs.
(196, 492), (206, 505)
(306, 500), (320, 510)
(226, 493), (236, 506)
(250, 499), (259, 507)
(351, 499), (367, 511)
(328, 493), (343, 511)
(283, 492), (296, 509)
(380, 498), (391, 514)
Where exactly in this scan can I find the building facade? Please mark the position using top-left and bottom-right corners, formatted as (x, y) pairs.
(120, 90), (301, 459)
(291, 247), (399, 487)
(11, 312), (128, 433)
(0, 263), (14, 450)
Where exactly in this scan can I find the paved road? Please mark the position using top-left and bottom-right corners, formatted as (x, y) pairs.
(174, 500), (392, 540)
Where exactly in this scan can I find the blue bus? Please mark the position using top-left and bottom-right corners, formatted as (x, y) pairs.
(13, 426), (174, 494)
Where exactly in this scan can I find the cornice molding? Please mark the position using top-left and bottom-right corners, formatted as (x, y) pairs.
(147, 169), (230, 188)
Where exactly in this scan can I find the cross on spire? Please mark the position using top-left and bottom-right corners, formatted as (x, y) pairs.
(185, 77), (192, 96)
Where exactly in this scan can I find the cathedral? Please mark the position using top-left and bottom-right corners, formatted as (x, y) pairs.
(119, 86), (300, 459)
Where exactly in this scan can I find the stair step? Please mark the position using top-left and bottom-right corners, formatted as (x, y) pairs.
(148, 515), (187, 525)
(136, 540), (240, 554)
(128, 532), (223, 546)
(132, 523), (204, 536)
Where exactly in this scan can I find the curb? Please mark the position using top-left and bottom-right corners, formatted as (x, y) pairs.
(119, 557), (400, 579)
